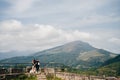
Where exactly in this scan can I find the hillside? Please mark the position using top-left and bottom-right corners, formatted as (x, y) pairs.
(97, 55), (120, 76)
(102, 55), (120, 66)
(0, 41), (117, 69)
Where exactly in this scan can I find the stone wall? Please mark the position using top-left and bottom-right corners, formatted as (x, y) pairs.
(0, 69), (7, 74)
(9, 68), (23, 73)
(55, 72), (118, 80)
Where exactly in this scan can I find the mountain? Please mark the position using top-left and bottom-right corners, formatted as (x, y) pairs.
(0, 51), (32, 60)
(0, 51), (23, 60)
(33, 41), (96, 56)
(0, 41), (117, 69)
(97, 55), (120, 76)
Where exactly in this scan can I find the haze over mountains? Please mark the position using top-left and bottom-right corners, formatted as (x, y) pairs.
(0, 41), (117, 69)
(0, 51), (32, 60)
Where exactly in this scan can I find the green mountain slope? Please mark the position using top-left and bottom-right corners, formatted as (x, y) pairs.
(102, 55), (120, 66)
(97, 55), (120, 76)
(0, 41), (117, 69)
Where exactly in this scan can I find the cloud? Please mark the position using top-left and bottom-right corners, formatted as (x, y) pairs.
(109, 38), (120, 44)
(0, 20), (23, 31)
(6, 0), (35, 14)
(0, 0), (120, 53)
(0, 20), (94, 52)
(0, 19), (119, 53)
(72, 14), (120, 27)
(104, 37), (120, 54)
(1, 0), (119, 29)
(1, 0), (111, 18)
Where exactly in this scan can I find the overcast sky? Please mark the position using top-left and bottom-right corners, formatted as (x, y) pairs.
(0, 0), (120, 54)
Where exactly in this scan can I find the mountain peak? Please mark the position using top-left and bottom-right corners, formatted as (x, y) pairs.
(69, 40), (86, 43)
(65, 40), (92, 47)
(34, 40), (95, 56)
(62, 40), (95, 52)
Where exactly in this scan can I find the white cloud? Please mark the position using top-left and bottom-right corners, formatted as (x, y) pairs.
(0, 20), (95, 52)
(73, 14), (120, 27)
(0, 20), (119, 53)
(0, 20), (23, 31)
(109, 38), (120, 44)
(7, 0), (35, 13)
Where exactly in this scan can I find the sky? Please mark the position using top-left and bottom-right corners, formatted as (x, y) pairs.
(0, 0), (120, 54)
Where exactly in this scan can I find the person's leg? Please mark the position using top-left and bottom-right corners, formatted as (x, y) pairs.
(36, 65), (39, 72)
(38, 65), (40, 71)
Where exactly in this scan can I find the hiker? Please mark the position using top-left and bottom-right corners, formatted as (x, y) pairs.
(35, 61), (40, 72)
(32, 58), (36, 67)
(30, 59), (37, 73)
(30, 59), (40, 73)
